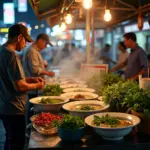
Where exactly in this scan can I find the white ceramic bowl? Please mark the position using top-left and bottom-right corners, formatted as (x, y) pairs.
(98, 96), (103, 101)
(62, 100), (109, 118)
(60, 84), (87, 89)
(60, 92), (98, 100)
(63, 87), (95, 93)
(85, 112), (140, 140)
(29, 96), (69, 112)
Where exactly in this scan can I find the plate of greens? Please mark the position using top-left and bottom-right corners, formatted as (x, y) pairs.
(29, 96), (69, 112)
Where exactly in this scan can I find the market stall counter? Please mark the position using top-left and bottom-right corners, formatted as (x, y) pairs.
(28, 129), (150, 150)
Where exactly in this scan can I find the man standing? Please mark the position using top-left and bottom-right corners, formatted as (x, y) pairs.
(100, 44), (116, 67)
(22, 33), (55, 124)
(0, 24), (45, 150)
(22, 33), (55, 79)
(110, 32), (148, 80)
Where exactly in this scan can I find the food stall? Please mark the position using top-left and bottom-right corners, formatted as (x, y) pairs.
(28, 0), (150, 149)
(27, 72), (150, 150)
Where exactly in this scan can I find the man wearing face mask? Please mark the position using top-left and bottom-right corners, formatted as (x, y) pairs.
(0, 24), (45, 150)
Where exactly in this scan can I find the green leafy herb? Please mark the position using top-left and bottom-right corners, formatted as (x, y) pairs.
(87, 72), (125, 95)
(123, 86), (150, 117)
(80, 105), (94, 111)
(42, 84), (63, 96)
(93, 114), (120, 127)
(40, 98), (63, 104)
(102, 81), (135, 112)
(52, 115), (85, 130)
(103, 80), (150, 117)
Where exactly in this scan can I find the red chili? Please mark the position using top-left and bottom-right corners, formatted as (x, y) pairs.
(33, 112), (62, 126)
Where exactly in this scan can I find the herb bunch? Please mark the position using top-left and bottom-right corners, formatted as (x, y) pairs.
(52, 115), (85, 130)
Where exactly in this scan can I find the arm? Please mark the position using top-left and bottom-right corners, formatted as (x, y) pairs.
(16, 79), (44, 92)
(129, 50), (148, 80)
(100, 55), (116, 64)
(128, 69), (147, 81)
(104, 57), (117, 64)
(25, 77), (44, 83)
(7, 54), (44, 92)
(110, 59), (127, 72)
(25, 77), (34, 83)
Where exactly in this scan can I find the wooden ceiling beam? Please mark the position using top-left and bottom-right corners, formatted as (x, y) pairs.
(30, 0), (40, 20)
(109, 3), (150, 26)
(116, 0), (137, 10)
(71, 5), (136, 11)
(39, 9), (57, 17)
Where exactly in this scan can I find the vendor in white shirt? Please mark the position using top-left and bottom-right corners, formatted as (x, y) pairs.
(117, 41), (129, 73)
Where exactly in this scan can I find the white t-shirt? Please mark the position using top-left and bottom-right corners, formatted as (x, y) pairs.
(118, 52), (129, 71)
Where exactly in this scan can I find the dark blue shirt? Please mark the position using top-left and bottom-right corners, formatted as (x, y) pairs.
(125, 44), (148, 79)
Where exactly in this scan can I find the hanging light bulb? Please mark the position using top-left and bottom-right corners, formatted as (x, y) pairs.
(65, 14), (72, 24)
(83, 0), (92, 9)
(60, 22), (66, 31)
(104, 9), (112, 22)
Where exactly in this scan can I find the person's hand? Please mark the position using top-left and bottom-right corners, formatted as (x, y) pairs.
(36, 77), (44, 83)
(35, 81), (45, 89)
(44, 60), (48, 68)
(32, 77), (44, 83)
(48, 71), (55, 77)
(128, 77), (137, 81)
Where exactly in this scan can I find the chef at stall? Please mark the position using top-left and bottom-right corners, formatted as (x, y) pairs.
(110, 32), (148, 81)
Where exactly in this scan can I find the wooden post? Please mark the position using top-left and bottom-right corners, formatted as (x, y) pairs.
(91, 8), (95, 63)
(86, 9), (91, 63)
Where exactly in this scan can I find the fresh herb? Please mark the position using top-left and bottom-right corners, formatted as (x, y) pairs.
(42, 84), (63, 96)
(122, 86), (150, 117)
(87, 72), (125, 95)
(80, 105), (94, 111)
(93, 114), (120, 127)
(103, 80), (150, 117)
(40, 98), (63, 104)
(52, 115), (85, 130)
(103, 81), (138, 112)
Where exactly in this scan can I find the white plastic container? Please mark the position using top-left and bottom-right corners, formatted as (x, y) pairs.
(139, 75), (150, 91)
